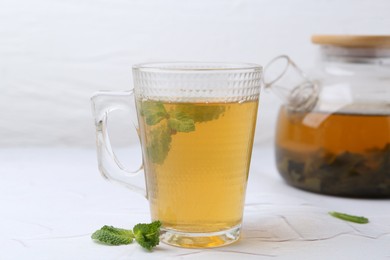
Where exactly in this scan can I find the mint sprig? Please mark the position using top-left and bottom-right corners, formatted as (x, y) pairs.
(140, 101), (225, 164)
(174, 104), (226, 123)
(133, 221), (162, 250)
(168, 111), (195, 133)
(140, 101), (168, 125)
(147, 124), (172, 164)
(91, 221), (162, 251)
(329, 211), (369, 224)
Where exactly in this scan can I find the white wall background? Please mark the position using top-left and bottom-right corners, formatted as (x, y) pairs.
(1, 0), (390, 147)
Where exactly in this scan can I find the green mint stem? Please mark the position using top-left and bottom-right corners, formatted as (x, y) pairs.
(329, 211), (369, 224)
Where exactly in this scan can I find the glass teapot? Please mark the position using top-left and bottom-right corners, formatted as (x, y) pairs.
(264, 35), (390, 198)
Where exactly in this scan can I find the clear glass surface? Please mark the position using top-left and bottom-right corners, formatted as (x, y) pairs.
(92, 62), (262, 248)
(273, 46), (390, 198)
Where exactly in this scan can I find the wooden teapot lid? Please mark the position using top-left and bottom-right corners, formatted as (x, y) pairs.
(312, 35), (390, 48)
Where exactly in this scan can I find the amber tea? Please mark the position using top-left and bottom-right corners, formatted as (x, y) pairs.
(137, 99), (258, 240)
(276, 105), (390, 197)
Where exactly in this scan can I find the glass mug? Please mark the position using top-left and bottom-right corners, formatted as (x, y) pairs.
(91, 62), (262, 248)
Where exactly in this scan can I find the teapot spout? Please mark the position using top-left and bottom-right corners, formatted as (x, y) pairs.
(263, 55), (319, 112)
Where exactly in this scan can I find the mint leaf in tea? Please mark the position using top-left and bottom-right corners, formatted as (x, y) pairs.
(173, 104), (226, 123)
(147, 123), (172, 164)
(138, 100), (226, 164)
(140, 101), (168, 125)
(168, 111), (195, 133)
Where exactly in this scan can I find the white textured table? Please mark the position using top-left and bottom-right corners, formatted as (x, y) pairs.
(1, 144), (390, 259)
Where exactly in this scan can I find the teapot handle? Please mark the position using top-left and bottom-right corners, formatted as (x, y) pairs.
(91, 91), (146, 198)
(263, 55), (319, 112)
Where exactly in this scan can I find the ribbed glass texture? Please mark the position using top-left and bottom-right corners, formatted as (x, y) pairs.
(132, 62), (262, 102)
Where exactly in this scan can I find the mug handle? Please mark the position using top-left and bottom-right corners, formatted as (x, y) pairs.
(91, 90), (146, 198)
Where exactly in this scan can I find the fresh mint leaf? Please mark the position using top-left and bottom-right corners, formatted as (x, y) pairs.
(133, 221), (162, 251)
(147, 124), (172, 164)
(329, 211), (369, 224)
(91, 225), (134, 245)
(140, 101), (168, 125)
(91, 221), (162, 251)
(168, 111), (195, 132)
